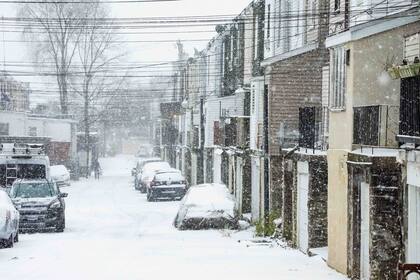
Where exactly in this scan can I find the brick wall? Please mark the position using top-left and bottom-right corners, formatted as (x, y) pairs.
(307, 154), (328, 248)
(266, 47), (329, 155)
(347, 154), (403, 280)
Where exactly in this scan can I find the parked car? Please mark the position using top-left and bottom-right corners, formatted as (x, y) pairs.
(0, 190), (19, 248)
(10, 179), (67, 233)
(132, 157), (162, 189)
(138, 161), (171, 193)
(174, 184), (238, 230)
(147, 170), (187, 201)
(50, 165), (71, 187)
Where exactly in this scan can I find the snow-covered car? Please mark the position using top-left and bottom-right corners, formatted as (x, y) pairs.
(138, 161), (171, 193)
(174, 183), (238, 230)
(50, 165), (71, 187)
(10, 179), (67, 232)
(0, 190), (19, 248)
(147, 170), (187, 201)
(132, 157), (162, 188)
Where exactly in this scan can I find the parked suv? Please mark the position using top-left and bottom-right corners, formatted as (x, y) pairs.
(10, 179), (67, 232)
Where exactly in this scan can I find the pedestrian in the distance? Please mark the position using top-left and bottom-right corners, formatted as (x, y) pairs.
(94, 160), (101, 179)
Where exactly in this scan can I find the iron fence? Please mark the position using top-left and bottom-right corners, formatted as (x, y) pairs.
(298, 106), (329, 151)
(353, 105), (399, 147)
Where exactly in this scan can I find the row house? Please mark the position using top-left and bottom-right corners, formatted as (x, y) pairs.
(260, 0), (330, 254)
(325, 0), (419, 279)
(0, 72), (30, 112)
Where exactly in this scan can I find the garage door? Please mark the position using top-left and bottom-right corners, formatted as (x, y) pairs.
(408, 185), (420, 280)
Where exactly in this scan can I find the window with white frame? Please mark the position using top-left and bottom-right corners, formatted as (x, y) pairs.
(330, 47), (346, 109)
(254, 14), (259, 59)
(29, 126), (37, 137)
(276, 0), (282, 47)
(307, 0), (317, 31)
(266, 4), (271, 39)
(0, 122), (9, 136)
(281, 0), (291, 53)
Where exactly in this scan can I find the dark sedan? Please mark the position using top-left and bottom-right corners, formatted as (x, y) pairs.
(10, 179), (67, 233)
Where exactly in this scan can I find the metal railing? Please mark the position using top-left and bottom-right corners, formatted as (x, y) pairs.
(298, 106), (329, 152)
(399, 76), (420, 145)
(353, 105), (399, 147)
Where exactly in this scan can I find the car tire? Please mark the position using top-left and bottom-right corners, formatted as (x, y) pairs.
(4, 234), (14, 248)
(140, 185), (146, 194)
(14, 231), (19, 243)
(147, 189), (154, 202)
(55, 216), (65, 232)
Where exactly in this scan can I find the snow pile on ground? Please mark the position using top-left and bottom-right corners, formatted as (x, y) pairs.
(174, 183), (238, 230)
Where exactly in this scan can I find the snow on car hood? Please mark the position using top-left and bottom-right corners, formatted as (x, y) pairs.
(13, 197), (56, 207)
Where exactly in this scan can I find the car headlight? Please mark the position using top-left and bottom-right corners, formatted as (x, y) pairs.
(49, 200), (61, 209)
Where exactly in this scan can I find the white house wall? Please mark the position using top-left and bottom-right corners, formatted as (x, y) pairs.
(204, 94), (245, 148)
(350, 0), (417, 29)
(27, 118), (73, 142)
(0, 111), (27, 136)
(250, 77), (264, 151)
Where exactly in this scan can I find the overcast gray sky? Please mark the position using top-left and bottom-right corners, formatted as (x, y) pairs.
(0, 0), (253, 105)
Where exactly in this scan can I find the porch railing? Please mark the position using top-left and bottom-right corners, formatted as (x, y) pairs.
(298, 106), (329, 151)
(353, 105), (399, 147)
(398, 76), (420, 145)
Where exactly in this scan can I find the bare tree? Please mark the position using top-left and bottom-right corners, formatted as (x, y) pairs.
(71, 1), (126, 176)
(19, 1), (93, 115)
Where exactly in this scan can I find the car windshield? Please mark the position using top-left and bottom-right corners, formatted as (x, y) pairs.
(11, 182), (56, 199)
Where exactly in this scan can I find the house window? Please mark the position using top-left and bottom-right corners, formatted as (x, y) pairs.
(276, 0), (282, 47)
(254, 15), (259, 59)
(334, 0), (340, 12)
(282, 0), (291, 52)
(266, 4), (271, 39)
(29, 127), (37, 137)
(308, 0), (317, 31)
(0, 122), (9, 136)
(330, 47), (346, 109)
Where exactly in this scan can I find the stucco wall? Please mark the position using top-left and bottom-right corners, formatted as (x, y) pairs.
(327, 149), (348, 274)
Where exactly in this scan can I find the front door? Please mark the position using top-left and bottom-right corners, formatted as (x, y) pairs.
(408, 185), (420, 280)
(360, 182), (370, 280)
(297, 161), (309, 253)
(235, 158), (243, 215)
(251, 157), (261, 222)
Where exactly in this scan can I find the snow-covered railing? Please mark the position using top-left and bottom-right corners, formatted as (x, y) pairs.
(0, 143), (46, 156)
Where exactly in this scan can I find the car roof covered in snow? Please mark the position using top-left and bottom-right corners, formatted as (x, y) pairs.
(50, 165), (69, 175)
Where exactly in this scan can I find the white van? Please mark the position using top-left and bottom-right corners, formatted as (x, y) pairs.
(0, 143), (50, 190)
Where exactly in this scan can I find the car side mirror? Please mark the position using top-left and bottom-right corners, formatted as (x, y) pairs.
(60, 193), (68, 198)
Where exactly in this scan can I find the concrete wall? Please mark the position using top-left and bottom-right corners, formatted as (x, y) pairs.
(327, 149), (348, 274)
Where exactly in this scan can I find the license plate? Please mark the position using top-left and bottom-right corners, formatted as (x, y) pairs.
(162, 190), (176, 194)
(26, 216), (39, 221)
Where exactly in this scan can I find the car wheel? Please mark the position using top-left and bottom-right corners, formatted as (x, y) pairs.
(55, 216), (65, 232)
(14, 231), (19, 243)
(4, 234), (14, 248)
(140, 185), (146, 193)
(147, 189), (154, 202)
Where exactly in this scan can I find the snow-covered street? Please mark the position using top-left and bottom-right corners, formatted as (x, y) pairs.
(0, 155), (347, 280)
